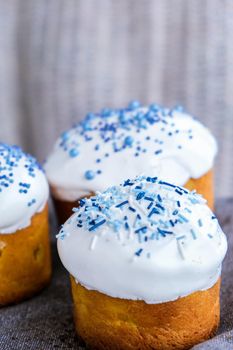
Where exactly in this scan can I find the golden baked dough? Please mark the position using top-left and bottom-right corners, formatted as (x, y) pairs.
(71, 276), (220, 350)
(0, 204), (51, 306)
(185, 170), (214, 210)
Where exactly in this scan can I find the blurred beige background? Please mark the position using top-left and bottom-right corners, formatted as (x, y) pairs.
(0, 0), (232, 197)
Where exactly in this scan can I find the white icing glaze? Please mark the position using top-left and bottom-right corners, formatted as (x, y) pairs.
(45, 103), (217, 201)
(57, 176), (227, 304)
(0, 143), (49, 234)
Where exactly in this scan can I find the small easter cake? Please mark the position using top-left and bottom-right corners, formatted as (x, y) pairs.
(0, 143), (51, 305)
(57, 176), (227, 350)
(45, 102), (217, 223)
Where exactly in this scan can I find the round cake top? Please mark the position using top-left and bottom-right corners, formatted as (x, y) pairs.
(45, 102), (217, 201)
(0, 143), (49, 234)
(57, 176), (227, 304)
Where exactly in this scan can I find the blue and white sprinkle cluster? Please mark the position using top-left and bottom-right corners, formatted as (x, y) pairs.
(0, 143), (42, 207)
(58, 101), (194, 181)
(58, 176), (217, 260)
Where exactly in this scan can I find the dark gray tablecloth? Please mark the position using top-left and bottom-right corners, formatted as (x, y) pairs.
(0, 199), (233, 350)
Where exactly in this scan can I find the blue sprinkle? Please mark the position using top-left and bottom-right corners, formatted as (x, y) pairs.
(159, 181), (176, 188)
(190, 229), (197, 240)
(79, 199), (85, 207)
(198, 219), (203, 227)
(119, 111), (127, 123)
(115, 200), (129, 208)
(89, 219), (106, 231)
(177, 186), (188, 194)
(128, 206), (136, 212)
(175, 189), (183, 195)
(123, 179), (134, 187)
(144, 196), (154, 201)
(86, 112), (95, 120)
(150, 233), (156, 240)
(208, 233), (213, 239)
(135, 248), (143, 257)
(149, 103), (159, 112)
(69, 148), (79, 158)
(177, 201), (181, 207)
(128, 100), (141, 110)
(148, 208), (160, 218)
(135, 226), (147, 234)
(176, 235), (186, 240)
(19, 189), (27, 194)
(156, 203), (165, 211)
(84, 170), (95, 180)
(178, 214), (189, 223)
(124, 136), (134, 147)
(133, 216), (139, 228)
(147, 202), (153, 210)
(157, 194), (162, 202)
(27, 198), (36, 207)
(19, 182), (31, 189)
(158, 228), (173, 237)
(154, 149), (162, 155)
(101, 108), (112, 117)
(136, 191), (145, 200)
(169, 220), (175, 227)
(146, 176), (157, 183)
(113, 142), (120, 152)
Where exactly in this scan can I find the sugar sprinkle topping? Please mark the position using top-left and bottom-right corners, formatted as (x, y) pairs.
(57, 176), (218, 260)
(0, 143), (43, 206)
(56, 102), (196, 181)
(0, 143), (49, 234)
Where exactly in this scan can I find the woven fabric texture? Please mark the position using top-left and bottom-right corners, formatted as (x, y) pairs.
(0, 0), (233, 197)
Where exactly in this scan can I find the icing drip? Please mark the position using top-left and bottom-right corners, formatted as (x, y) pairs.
(0, 143), (49, 233)
(45, 102), (217, 201)
(57, 176), (227, 303)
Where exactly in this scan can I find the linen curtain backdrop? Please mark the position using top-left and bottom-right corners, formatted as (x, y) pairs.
(0, 0), (233, 197)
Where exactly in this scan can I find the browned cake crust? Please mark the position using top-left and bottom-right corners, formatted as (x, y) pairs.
(185, 170), (214, 210)
(53, 197), (78, 225)
(70, 276), (220, 350)
(53, 170), (214, 224)
(0, 204), (52, 306)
